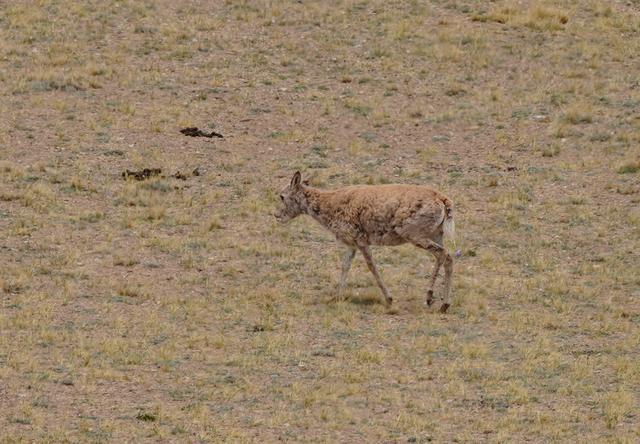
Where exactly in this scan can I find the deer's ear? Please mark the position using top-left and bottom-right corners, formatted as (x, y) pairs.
(291, 171), (301, 187)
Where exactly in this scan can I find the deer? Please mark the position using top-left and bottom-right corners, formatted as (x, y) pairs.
(274, 171), (455, 313)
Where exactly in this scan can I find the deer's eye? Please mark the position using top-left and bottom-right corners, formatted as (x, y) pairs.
(280, 195), (285, 201)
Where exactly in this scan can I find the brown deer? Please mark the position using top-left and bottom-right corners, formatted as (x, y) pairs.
(275, 172), (455, 313)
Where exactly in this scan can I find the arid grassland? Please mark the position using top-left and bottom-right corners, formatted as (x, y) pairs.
(1, 0), (640, 442)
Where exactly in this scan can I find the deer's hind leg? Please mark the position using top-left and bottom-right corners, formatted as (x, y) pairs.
(405, 235), (453, 313)
(424, 232), (444, 307)
(426, 255), (442, 307)
(440, 247), (453, 313)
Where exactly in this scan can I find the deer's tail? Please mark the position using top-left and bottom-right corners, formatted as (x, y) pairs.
(441, 197), (455, 239)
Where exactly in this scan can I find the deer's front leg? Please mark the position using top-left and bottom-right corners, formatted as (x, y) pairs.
(358, 245), (392, 306)
(337, 248), (356, 298)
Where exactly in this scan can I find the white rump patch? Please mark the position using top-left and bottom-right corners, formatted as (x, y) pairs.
(443, 217), (455, 239)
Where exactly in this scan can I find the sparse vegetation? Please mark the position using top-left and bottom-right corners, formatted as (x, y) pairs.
(1, 0), (639, 442)
(618, 161), (640, 174)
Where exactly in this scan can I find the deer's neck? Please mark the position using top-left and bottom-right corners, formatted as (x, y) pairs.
(301, 187), (332, 226)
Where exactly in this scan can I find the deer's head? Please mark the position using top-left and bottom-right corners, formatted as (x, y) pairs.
(274, 171), (307, 223)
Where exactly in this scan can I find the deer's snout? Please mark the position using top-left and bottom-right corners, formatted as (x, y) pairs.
(274, 207), (293, 223)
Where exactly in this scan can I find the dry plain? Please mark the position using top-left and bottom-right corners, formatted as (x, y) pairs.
(1, 0), (640, 442)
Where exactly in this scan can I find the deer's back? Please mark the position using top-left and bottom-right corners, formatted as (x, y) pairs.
(319, 184), (448, 246)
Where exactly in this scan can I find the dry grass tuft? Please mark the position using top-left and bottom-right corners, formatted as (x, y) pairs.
(474, 1), (570, 31)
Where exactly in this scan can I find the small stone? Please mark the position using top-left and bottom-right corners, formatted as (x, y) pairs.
(532, 114), (550, 122)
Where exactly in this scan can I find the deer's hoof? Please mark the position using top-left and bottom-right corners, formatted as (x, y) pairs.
(386, 297), (393, 306)
(439, 303), (450, 314)
(426, 290), (434, 306)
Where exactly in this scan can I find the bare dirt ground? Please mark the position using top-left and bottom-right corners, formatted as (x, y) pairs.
(1, 0), (639, 442)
